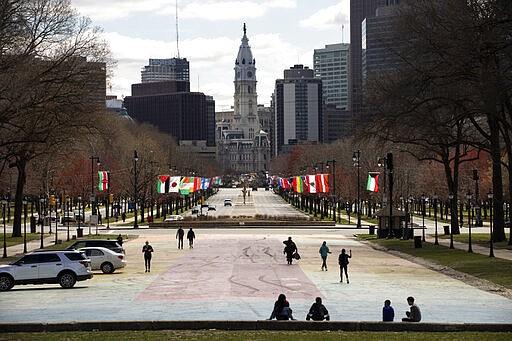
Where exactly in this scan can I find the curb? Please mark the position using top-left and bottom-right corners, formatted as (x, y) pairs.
(1, 321), (512, 333)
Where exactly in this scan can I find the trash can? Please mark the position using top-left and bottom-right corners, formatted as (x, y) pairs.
(77, 228), (83, 238)
(369, 225), (375, 235)
(414, 236), (422, 248)
(30, 217), (36, 233)
(443, 225), (450, 235)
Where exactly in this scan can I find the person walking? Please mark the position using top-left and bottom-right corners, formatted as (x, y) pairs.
(402, 296), (422, 322)
(268, 293), (295, 320)
(187, 228), (195, 248)
(176, 227), (185, 249)
(142, 241), (154, 272)
(121, 212), (126, 222)
(319, 241), (332, 271)
(116, 234), (123, 246)
(338, 248), (352, 283)
(382, 299), (395, 322)
(283, 237), (297, 265)
(306, 297), (330, 321)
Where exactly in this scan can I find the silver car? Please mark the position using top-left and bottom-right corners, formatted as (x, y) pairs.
(78, 247), (127, 274)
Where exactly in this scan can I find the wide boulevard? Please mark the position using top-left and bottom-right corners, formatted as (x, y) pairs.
(0, 188), (511, 323)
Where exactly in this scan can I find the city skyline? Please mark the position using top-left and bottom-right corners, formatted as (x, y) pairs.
(71, 0), (350, 110)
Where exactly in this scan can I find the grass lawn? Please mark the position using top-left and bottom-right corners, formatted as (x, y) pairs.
(357, 235), (512, 290)
(0, 331), (511, 341)
(439, 233), (511, 250)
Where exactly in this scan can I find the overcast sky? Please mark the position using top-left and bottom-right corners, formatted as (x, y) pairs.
(71, 0), (350, 110)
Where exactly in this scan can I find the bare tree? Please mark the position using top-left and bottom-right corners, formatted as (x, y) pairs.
(0, 0), (111, 236)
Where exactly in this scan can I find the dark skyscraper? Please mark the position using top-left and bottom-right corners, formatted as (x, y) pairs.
(348, 0), (387, 121)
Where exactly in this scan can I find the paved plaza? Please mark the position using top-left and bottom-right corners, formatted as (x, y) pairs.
(0, 189), (511, 324)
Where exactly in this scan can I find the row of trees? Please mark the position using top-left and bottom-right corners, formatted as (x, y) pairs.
(270, 0), (511, 243)
(0, 0), (219, 237)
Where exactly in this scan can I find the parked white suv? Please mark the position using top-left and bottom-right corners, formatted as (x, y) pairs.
(0, 250), (93, 291)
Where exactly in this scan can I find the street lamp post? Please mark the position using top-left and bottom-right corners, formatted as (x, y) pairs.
(326, 160), (336, 222)
(433, 194), (439, 245)
(421, 193), (426, 242)
(473, 169), (482, 227)
(66, 196), (70, 241)
(449, 193), (455, 249)
(352, 150), (361, 228)
(467, 191), (473, 253)
(133, 150), (139, 229)
(488, 191), (494, 257)
(39, 197), (44, 249)
(89, 156), (101, 216)
(23, 198), (28, 253)
(2, 199), (7, 258)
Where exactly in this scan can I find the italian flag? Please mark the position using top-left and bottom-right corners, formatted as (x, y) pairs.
(366, 172), (380, 192)
(98, 171), (109, 191)
(169, 176), (181, 193)
(157, 175), (170, 194)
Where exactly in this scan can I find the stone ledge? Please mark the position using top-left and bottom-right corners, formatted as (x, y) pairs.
(1, 321), (511, 333)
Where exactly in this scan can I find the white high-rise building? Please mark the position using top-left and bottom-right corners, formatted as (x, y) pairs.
(216, 24), (270, 174)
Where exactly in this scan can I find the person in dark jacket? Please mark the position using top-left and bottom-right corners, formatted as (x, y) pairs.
(116, 234), (123, 246)
(268, 293), (295, 320)
(283, 237), (297, 265)
(306, 297), (330, 321)
(338, 248), (352, 283)
(176, 227), (184, 249)
(382, 299), (395, 322)
(187, 228), (195, 248)
(402, 296), (422, 322)
(142, 241), (154, 272)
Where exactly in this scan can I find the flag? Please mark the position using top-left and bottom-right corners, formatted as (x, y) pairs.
(305, 175), (317, 193)
(98, 171), (109, 191)
(316, 174), (330, 193)
(366, 172), (380, 192)
(169, 176), (181, 193)
(200, 178), (211, 190)
(279, 177), (290, 189)
(157, 175), (170, 194)
(292, 176), (303, 193)
(180, 177), (194, 195)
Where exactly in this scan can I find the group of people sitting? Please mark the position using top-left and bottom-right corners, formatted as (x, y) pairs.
(268, 294), (422, 322)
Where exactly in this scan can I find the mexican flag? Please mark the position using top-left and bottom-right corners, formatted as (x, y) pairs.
(169, 176), (181, 193)
(305, 175), (317, 193)
(157, 175), (170, 194)
(316, 174), (330, 193)
(366, 172), (380, 192)
(98, 171), (109, 191)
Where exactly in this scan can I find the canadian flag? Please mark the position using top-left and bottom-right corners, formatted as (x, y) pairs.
(316, 174), (330, 193)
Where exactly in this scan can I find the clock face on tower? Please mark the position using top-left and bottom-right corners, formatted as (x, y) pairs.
(247, 71), (253, 78)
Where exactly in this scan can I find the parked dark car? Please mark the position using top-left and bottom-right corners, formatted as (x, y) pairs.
(66, 239), (124, 254)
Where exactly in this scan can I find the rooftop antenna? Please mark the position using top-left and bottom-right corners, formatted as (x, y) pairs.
(175, 0), (180, 58)
(342, 24), (345, 44)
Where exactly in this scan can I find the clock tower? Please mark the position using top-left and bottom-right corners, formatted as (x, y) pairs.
(233, 23), (259, 140)
(217, 24), (270, 175)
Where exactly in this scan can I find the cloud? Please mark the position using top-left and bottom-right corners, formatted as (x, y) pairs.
(300, 0), (349, 30)
(73, 0), (296, 22)
(72, 0), (175, 21)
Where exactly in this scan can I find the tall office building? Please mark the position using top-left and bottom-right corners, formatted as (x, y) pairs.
(216, 24), (270, 174)
(273, 64), (323, 156)
(314, 43), (350, 110)
(141, 58), (190, 83)
(348, 0), (387, 118)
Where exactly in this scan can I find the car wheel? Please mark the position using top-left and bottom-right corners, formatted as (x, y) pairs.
(0, 274), (14, 291)
(58, 272), (77, 288)
(100, 262), (115, 274)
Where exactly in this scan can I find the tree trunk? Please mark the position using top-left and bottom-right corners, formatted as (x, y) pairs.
(489, 116), (507, 241)
(12, 158), (27, 237)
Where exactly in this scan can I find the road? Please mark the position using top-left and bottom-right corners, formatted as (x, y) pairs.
(0, 188), (511, 324)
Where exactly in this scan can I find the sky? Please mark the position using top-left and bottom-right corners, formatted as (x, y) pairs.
(71, 0), (351, 111)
